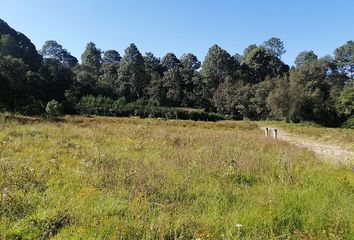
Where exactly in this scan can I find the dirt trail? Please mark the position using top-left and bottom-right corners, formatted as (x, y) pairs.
(259, 127), (354, 165)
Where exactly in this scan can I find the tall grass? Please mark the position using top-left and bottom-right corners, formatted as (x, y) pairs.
(0, 116), (353, 239)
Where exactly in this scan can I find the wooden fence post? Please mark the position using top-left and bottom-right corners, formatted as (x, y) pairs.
(273, 128), (278, 140)
(265, 127), (269, 136)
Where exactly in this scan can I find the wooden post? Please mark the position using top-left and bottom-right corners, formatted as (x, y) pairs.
(265, 127), (269, 136)
(273, 128), (278, 140)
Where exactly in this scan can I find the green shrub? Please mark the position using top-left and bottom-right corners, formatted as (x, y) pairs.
(341, 117), (354, 129)
(46, 100), (63, 120)
(21, 99), (45, 115)
(75, 95), (225, 121)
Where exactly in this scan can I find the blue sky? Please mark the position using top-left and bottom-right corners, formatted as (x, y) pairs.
(1, 0), (353, 65)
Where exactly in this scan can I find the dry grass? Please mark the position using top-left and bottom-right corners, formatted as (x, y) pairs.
(0, 116), (353, 239)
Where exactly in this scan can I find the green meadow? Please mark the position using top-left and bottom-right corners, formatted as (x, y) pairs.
(0, 116), (353, 239)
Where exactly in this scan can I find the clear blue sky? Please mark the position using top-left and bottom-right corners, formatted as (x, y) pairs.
(1, 0), (353, 65)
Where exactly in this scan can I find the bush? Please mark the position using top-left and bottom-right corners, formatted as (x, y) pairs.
(46, 100), (63, 120)
(74, 95), (225, 121)
(341, 117), (354, 129)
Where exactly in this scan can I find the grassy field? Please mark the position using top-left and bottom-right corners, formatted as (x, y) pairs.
(258, 121), (354, 152)
(0, 116), (353, 239)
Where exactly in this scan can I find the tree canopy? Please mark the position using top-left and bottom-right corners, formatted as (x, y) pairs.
(262, 37), (286, 58)
(295, 51), (318, 67)
(40, 40), (78, 67)
(81, 42), (102, 72)
(0, 18), (353, 127)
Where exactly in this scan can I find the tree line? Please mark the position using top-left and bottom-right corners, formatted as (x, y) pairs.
(0, 18), (353, 126)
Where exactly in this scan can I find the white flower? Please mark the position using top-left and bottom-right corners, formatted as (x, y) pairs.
(2, 187), (9, 198)
(81, 159), (92, 167)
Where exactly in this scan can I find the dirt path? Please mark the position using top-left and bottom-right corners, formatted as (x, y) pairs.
(259, 127), (354, 165)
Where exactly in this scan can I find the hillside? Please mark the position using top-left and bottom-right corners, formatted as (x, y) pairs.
(0, 19), (42, 70)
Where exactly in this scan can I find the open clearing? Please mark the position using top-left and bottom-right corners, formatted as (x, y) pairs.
(1, 116), (353, 239)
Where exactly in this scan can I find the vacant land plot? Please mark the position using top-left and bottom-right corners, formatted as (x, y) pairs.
(0, 116), (353, 239)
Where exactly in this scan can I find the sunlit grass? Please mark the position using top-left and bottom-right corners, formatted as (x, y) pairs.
(0, 116), (353, 239)
(259, 120), (354, 151)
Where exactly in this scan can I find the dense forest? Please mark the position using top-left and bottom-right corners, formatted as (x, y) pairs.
(0, 19), (353, 126)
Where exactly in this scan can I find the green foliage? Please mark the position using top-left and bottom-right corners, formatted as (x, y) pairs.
(336, 87), (354, 117)
(0, 18), (42, 70)
(294, 50), (318, 67)
(117, 44), (148, 101)
(287, 58), (347, 126)
(213, 82), (256, 119)
(161, 53), (181, 71)
(267, 76), (304, 122)
(334, 41), (354, 77)
(202, 44), (235, 89)
(40, 58), (74, 102)
(0, 56), (28, 111)
(201, 44), (238, 110)
(102, 49), (121, 64)
(242, 47), (289, 83)
(75, 95), (224, 121)
(341, 117), (354, 129)
(40, 40), (78, 67)
(71, 66), (100, 100)
(162, 68), (184, 106)
(262, 37), (286, 58)
(243, 44), (258, 57)
(0, 17), (353, 127)
(0, 34), (21, 58)
(46, 100), (63, 120)
(180, 53), (201, 72)
(81, 42), (102, 72)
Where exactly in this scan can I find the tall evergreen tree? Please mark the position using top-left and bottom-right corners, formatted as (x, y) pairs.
(202, 45), (234, 90)
(161, 53), (181, 72)
(117, 43), (148, 100)
(180, 53), (201, 106)
(103, 50), (121, 64)
(81, 42), (102, 72)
